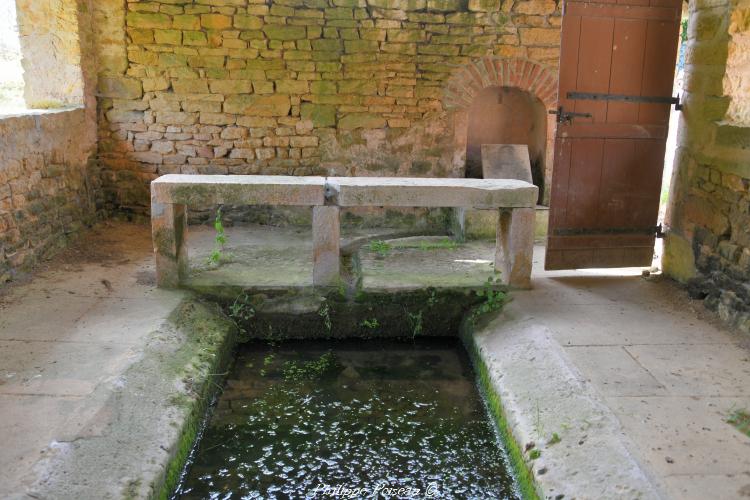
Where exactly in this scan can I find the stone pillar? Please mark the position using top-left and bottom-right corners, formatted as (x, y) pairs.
(312, 206), (341, 287)
(152, 200), (188, 288)
(495, 208), (535, 289)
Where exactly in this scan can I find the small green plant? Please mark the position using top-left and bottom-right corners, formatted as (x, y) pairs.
(228, 291), (255, 340)
(318, 301), (332, 333)
(528, 449), (541, 460)
(208, 207), (227, 265)
(470, 276), (508, 323)
(418, 238), (459, 251)
(369, 239), (392, 257)
(282, 351), (344, 381)
(426, 289), (439, 308)
(533, 399), (545, 440)
(407, 310), (423, 338)
(361, 318), (379, 329)
(728, 408), (750, 437)
(229, 292), (255, 323)
(548, 433), (561, 446)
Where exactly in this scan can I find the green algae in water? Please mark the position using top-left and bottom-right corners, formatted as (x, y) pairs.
(175, 339), (521, 499)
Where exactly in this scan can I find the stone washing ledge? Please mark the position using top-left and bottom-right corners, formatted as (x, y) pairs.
(463, 306), (662, 500)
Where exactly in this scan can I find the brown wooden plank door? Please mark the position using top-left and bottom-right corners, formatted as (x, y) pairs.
(545, 0), (682, 270)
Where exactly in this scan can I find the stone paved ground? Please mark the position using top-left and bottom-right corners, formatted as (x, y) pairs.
(483, 256), (750, 499)
(0, 222), (748, 498)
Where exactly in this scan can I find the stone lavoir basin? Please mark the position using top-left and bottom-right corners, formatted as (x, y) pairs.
(172, 339), (523, 499)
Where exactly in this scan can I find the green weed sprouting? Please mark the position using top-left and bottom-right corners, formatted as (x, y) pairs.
(407, 310), (423, 338)
(548, 432), (561, 446)
(361, 318), (380, 329)
(728, 408), (750, 437)
(470, 276), (508, 324)
(368, 239), (392, 257)
(418, 238), (459, 251)
(208, 207), (227, 265)
(318, 301), (332, 333)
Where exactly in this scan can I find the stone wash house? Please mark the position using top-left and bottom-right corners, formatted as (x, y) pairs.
(2, 0), (750, 498)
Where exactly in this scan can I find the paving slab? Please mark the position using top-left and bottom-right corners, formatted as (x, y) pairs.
(606, 396), (750, 477)
(625, 344), (750, 396)
(565, 345), (669, 397)
(661, 473), (750, 500)
(0, 340), (135, 397)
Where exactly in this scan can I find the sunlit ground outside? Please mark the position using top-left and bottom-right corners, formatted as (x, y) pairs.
(0, 1), (25, 113)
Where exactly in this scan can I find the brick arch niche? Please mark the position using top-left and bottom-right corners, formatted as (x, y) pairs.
(445, 57), (558, 205)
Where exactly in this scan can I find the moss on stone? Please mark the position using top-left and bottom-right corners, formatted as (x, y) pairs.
(154, 299), (238, 499)
(460, 322), (541, 500)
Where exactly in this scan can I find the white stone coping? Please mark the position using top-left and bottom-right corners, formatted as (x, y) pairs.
(152, 174), (538, 209)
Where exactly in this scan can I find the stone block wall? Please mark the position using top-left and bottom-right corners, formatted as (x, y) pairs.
(664, 0), (750, 334)
(0, 110), (99, 282)
(0, 0), (101, 282)
(96, 0), (561, 216)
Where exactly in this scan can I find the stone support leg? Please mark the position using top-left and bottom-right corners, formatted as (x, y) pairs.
(152, 200), (188, 288)
(495, 207), (534, 289)
(312, 206), (341, 287)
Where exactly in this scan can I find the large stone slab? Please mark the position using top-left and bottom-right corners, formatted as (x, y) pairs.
(151, 174), (326, 206)
(481, 144), (533, 183)
(326, 177), (538, 209)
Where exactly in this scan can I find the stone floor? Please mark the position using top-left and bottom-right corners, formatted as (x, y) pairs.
(0, 221), (748, 499)
(476, 262), (750, 499)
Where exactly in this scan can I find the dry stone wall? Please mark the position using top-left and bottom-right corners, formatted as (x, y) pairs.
(0, 110), (99, 282)
(97, 0), (561, 215)
(664, 0), (750, 334)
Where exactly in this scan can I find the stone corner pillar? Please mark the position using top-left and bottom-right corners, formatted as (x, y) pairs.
(151, 197), (188, 289)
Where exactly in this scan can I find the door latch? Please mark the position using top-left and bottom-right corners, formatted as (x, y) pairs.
(548, 106), (592, 125)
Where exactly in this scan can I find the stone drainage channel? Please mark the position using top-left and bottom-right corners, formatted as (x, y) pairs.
(162, 286), (539, 500)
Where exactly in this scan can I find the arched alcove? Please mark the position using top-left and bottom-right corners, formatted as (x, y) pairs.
(464, 86), (547, 199)
(444, 57), (558, 205)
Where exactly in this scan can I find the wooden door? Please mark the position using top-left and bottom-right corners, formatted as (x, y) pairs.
(545, 0), (682, 270)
